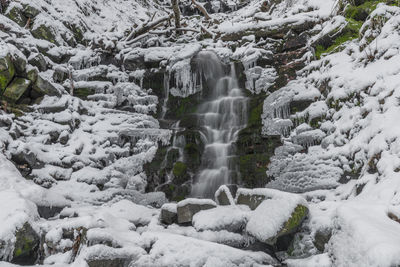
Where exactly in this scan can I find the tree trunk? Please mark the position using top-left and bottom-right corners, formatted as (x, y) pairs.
(171, 0), (181, 30)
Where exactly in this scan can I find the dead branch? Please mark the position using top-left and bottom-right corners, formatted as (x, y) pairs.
(126, 14), (173, 42)
(191, 0), (211, 20)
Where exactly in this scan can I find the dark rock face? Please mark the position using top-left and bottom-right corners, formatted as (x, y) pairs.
(215, 184), (238, 205)
(236, 192), (268, 210)
(11, 223), (40, 265)
(87, 258), (132, 267)
(160, 204), (178, 225)
(0, 54), (15, 92)
(313, 228), (332, 252)
(37, 205), (66, 219)
(177, 200), (216, 224)
(28, 54), (47, 72)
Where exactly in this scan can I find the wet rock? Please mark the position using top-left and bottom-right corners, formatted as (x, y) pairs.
(172, 161), (189, 184)
(11, 222), (40, 265)
(313, 228), (332, 252)
(160, 203), (178, 225)
(37, 205), (66, 219)
(0, 54), (15, 92)
(28, 53), (47, 72)
(176, 198), (217, 224)
(215, 184), (238, 205)
(3, 77), (31, 103)
(158, 183), (191, 202)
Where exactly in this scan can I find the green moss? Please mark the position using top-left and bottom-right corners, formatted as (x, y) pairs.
(281, 205), (309, 234)
(0, 56), (16, 92)
(316, 18), (362, 59)
(172, 161), (187, 177)
(3, 78), (31, 103)
(74, 87), (95, 100)
(31, 24), (57, 44)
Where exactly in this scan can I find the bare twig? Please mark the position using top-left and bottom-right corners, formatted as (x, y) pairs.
(191, 0), (211, 20)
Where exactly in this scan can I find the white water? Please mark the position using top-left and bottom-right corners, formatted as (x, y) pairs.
(191, 51), (248, 198)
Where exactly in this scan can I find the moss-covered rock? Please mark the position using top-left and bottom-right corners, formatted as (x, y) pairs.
(2, 77), (31, 103)
(31, 23), (57, 45)
(0, 54), (15, 93)
(173, 161), (189, 184)
(28, 53), (47, 72)
(12, 222), (40, 265)
(267, 205), (309, 249)
(22, 3), (40, 18)
(5, 4), (27, 27)
(32, 74), (61, 97)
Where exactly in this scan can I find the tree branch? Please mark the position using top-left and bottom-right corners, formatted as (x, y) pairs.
(191, 0), (211, 20)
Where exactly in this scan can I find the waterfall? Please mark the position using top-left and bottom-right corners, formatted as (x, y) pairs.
(191, 51), (248, 198)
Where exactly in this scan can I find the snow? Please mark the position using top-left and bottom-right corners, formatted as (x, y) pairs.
(192, 205), (250, 232)
(215, 184), (235, 205)
(244, 189), (307, 242)
(177, 198), (217, 208)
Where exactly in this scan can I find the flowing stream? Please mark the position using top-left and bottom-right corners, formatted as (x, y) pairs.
(191, 51), (248, 198)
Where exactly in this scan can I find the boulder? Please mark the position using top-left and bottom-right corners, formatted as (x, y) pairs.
(37, 205), (66, 219)
(176, 198), (217, 224)
(3, 77), (31, 103)
(313, 228), (332, 252)
(32, 74), (61, 97)
(215, 184), (238, 205)
(53, 66), (69, 83)
(0, 54), (15, 92)
(10, 51), (27, 75)
(87, 258), (132, 267)
(5, 4), (27, 27)
(160, 203), (178, 225)
(244, 188), (309, 249)
(11, 222), (40, 265)
(236, 188), (270, 210)
(31, 22), (57, 45)
(22, 3), (40, 18)
(28, 53), (47, 72)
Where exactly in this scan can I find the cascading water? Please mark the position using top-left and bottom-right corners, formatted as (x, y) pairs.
(191, 51), (248, 198)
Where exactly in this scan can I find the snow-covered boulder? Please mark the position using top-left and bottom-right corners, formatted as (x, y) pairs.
(160, 203), (178, 225)
(244, 188), (308, 247)
(215, 184), (238, 205)
(235, 188), (272, 210)
(176, 198), (217, 224)
(192, 205), (250, 233)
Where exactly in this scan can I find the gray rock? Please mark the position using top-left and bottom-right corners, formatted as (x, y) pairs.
(313, 228), (332, 252)
(28, 53), (47, 72)
(53, 66), (69, 83)
(22, 3), (40, 18)
(5, 5), (27, 27)
(10, 52), (27, 74)
(160, 203), (178, 225)
(236, 191), (268, 210)
(87, 258), (131, 267)
(0, 54), (15, 92)
(177, 198), (217, 224)
(2, 77), (31, 103)
(37, 205), (66, 219)
(11, 222), (40, 265)
(32, 74), (61, 97)
(215, 184), (238, 205)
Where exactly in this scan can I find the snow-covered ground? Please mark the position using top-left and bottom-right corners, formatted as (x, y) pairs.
(1, 0), (400, 266)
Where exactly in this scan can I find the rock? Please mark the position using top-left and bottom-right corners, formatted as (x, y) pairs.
(5, 4), (27, 27)
(32, 74), (61, 97)
(87, 258), (132, 267)
(244, 188), (309, 249)
(31, 23), (57, 45)
(172, 161), (189, 184)
(10, 51), (27, 75)
(53, 66), (69, 83)
(37, 205), (66, 219)
(176, 198), (217, 224)
(28, 53), (47, 72)
(22, 3), (40, 18)
(236, 189), (269, 210)
(0, 54), (15, 92)
(215, 184), (238, 205)
(313, 228), (332, 252)
(26, 67), (38, 83)
(11, 222), (40, 265)
(160, 203), (178, 225)
(2, 77), (31, 103)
